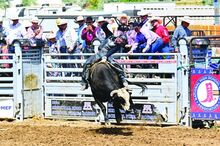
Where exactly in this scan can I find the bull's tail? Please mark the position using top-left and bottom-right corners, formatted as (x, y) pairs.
(127, 80), (147, 94)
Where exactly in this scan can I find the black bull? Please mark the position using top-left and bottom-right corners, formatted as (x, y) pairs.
(89, 61), (146, 124)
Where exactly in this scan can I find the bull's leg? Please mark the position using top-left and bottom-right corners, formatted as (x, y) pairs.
(113, 102), (122, 124)
(129, 98), (141, 119)
(95, 99), (110, 125)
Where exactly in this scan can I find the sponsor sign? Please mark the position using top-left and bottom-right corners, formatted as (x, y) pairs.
(191, 68), (220, 120)
(107, 103), (157, 121)
(51, 100), (98, 118)
(0, 99), (14, 118)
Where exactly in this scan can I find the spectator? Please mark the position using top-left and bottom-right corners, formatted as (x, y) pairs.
(150, 17), (173, 58)
(128, 24), (147, 55)
(56, 18), (77, 57)
(126, 18), (138, 48)
(108, 18), (118, 34)
(27, 17), (43, 40)
(114, 14), (129, 53)
(0, 17), (9, 68)
(137, 11), (151, 28)
(75, 15), (86, 55)
(171, 16), (192, 52)
(140, 23), (164, 60)
(100, 19), (114, 39)
(81, 16), (97, 54)
(6, 15), (27, 57)
(0, 17), (8, 40)
(95, 16), (107, 42)
(115, 13), (129, 37)
(46, 32), (61, 77)
(55, 18), (77, 76)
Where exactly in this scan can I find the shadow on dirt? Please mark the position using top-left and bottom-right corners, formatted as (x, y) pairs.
(92, 127), (133, 136)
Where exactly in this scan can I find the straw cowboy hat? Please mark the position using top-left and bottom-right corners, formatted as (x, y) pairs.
(149, 16), (163, 24)
(97, 16), (105, 23)
(46, 33), (56, 40)
(75, 15), (84, 22)
(56, 18), (67, 26)
(137, 10), (151, 16)
(179, 16), (192, 24)
(118, 13), (130, 20)
(31, 17), (39, 24)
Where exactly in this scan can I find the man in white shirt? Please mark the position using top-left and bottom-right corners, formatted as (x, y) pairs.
(6, 15), (27, 55)
(55, 18), (77, 76)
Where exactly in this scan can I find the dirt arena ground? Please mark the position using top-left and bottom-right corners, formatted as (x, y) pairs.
(0, 118), (220, 146)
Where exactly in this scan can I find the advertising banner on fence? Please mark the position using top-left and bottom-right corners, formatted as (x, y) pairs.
(191, 68), (220, 120)
(0, 99), (14, 118)
(50, 100), (98, 118)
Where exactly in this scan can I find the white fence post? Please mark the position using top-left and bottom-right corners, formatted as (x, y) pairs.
(178, 38), (190, 126)
(14, 42), (23, 120)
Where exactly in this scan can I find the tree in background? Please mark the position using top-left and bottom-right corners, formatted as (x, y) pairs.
(22, 0), (36, 6)
(86, 0), (103, 10)
(0, 0), (9, 9)
(62, 0), (102, 10)
(63, 0), (87, 7)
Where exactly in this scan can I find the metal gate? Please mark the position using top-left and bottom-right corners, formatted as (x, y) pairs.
(0, 41), (43, 120)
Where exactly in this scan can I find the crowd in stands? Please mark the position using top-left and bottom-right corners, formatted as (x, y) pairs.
(0, 12), (193, 82)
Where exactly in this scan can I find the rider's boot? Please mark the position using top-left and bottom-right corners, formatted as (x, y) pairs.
(118, 72), (128, 88)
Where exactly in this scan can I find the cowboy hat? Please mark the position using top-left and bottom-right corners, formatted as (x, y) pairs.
(46, 33), (56, 39)
(179, 16), (192, 24)
(10, 15), (19, 20)
(85, 16), (94, 23)
(149, 16), (162, 24)
(31, 17), (39, 23)
(97, 16), (105, 23)
(56, 18), (67, 26)
(118, 13), (130, 20)
(75, 15), (84, 22)
(137, 10), (151, 16)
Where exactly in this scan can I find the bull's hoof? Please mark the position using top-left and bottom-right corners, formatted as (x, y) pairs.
(105, 120), (111, 126)
(134, 110), (141, 119)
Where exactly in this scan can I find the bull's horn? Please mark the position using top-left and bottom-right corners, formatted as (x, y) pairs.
(110, 90), (118, 97)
